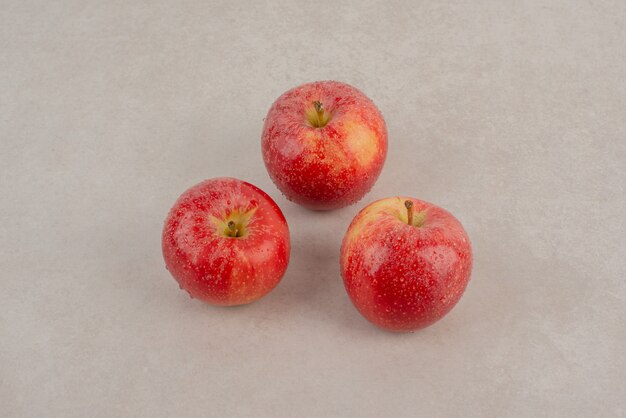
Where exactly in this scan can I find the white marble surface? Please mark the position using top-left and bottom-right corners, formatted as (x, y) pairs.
(1, 1), (625, 417)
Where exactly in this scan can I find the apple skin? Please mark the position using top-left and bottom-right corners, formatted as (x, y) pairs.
(162, 178), (290, 306)
(261, 81), (387, 210)
(340, 197), (472, 332)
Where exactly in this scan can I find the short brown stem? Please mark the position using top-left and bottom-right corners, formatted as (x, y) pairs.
(227, 220), (239, 237)
(314, 101), (324, 126)
(404, 200), (413, 225)
(306, 100), (332, 128)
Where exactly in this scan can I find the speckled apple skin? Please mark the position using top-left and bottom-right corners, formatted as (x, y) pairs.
(162, 178), (290, 306)
(340, 197), (473, 332)
(261, 81), (387, 210)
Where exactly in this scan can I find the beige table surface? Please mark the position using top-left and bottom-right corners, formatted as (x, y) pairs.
(1, 1), (625, 417)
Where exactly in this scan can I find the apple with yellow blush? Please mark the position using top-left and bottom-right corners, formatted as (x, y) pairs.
(162, 178), (290, 306)
(261, 81), (388, 210)
(340, 197), (473, 332)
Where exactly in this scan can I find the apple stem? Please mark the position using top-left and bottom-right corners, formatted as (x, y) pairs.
(314, 100), (323, 113)
(404, 200), (414, 225)
(313, 100), (325, 127)
(307, 100), (332, 128)
(227, 220), (239, 238)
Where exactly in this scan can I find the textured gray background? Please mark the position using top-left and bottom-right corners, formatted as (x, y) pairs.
(1, 1), (625, 417)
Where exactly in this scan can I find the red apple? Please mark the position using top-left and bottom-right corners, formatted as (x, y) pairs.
(162, 177), (290, 306)
(340, 197), (473, 331)
(261, 81), (388, 210)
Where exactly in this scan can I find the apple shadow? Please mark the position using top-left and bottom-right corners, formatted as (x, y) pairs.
(251, 204), (386, 335)
(262, 208), (342, 305)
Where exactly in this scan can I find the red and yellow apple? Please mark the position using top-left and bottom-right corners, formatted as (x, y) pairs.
(340, 197), (473, 331)
(162, 177), (290, 306)
(261, 81), (387, 210)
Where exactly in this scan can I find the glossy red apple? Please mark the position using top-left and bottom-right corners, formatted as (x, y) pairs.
(162, 177), (290, 306)
(261, 80), (387, 210)
(340, 197), (472, 331)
